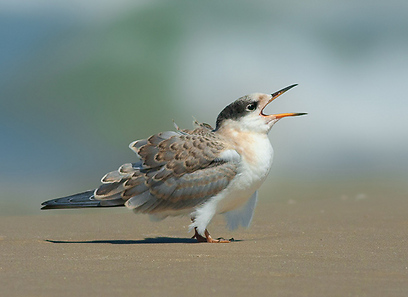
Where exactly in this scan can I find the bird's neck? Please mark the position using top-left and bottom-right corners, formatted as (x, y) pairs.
(216, 126), (273, 170)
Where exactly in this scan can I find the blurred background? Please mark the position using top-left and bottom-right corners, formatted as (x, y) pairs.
(1, 0), (407, 215)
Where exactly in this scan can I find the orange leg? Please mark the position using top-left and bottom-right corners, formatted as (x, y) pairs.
(191, 227), (231, 243)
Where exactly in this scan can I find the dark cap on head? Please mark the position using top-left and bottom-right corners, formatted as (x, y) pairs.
(215, 96), (258, 130)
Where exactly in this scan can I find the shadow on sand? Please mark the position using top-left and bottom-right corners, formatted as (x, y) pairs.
(45, 237), (239, 244)
(45, 237), (199, 244)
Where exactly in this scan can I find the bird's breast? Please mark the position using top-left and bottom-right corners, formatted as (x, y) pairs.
(217, 131), (274, 212)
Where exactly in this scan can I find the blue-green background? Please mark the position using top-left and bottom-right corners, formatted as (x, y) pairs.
(1, 0), (407, 215)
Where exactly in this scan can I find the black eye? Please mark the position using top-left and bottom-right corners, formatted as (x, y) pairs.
(246, 103), (256, 111)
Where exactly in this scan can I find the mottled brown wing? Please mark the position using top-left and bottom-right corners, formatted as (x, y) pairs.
(93, 128), (239, 214)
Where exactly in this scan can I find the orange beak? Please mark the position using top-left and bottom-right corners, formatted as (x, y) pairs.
(261, 84), (307, 119)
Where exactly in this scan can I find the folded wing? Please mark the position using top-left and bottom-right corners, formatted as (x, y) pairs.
(94, 124), (240, 214)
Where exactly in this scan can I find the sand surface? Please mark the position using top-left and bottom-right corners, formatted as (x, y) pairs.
(1, 192), (408, 296)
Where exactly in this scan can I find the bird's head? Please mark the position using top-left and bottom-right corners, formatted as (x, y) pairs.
(215, 84), (307, 134)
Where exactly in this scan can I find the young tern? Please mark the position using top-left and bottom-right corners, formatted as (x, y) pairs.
(42, 84), (306, 243)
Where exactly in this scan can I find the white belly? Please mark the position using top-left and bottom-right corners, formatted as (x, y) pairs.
(190, 132), (274, 235)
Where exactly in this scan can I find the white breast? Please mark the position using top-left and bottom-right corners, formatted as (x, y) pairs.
(190, 130), (274, 235)
(216, 132), (274, 213)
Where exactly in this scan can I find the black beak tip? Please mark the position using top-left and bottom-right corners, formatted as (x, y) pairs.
(271, 83), (298, 98)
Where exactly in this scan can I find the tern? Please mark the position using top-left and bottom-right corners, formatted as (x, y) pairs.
(42, 84), (306, 243)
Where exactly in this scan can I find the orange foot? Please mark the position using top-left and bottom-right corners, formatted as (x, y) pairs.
(191, 228), (233, 243)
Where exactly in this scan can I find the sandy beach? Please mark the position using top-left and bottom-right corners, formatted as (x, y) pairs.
(1, 184), (407, 297)
(2, 0), (408, 296)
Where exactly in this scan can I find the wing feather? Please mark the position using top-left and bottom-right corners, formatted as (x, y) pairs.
(94, 124), (239, 214)
(224, 191), (258, 230)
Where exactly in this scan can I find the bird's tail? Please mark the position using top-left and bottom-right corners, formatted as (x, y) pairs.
(41, 190), (125, 210)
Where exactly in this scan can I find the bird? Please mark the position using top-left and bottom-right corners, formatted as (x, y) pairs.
(41, 84), (307, 243)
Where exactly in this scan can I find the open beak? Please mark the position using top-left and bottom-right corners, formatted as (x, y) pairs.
(261, 84), (307, 119)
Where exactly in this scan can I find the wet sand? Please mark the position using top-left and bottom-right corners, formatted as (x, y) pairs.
(1, 190), (407, 296)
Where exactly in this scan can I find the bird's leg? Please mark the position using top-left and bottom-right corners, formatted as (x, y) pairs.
(191, 227), (207, 242)
(191, 227), (231, 243)
(190, 217), (231, 243)
(204, 229), (231, 243)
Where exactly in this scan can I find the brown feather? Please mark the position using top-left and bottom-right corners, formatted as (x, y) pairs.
(94, 123), (239, 213)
